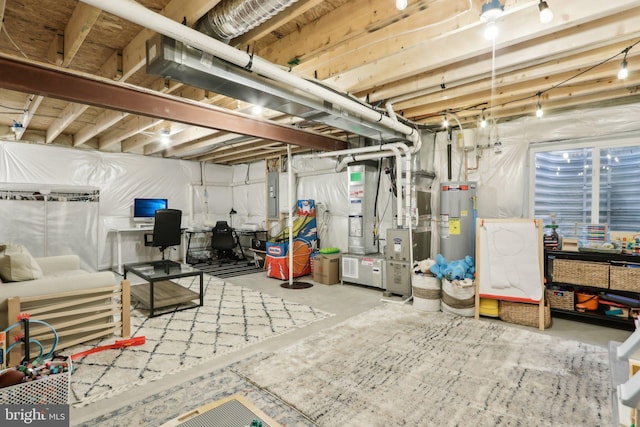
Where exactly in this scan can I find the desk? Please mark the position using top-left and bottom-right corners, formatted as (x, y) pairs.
(234, 228), (267, 250)
(110, 227), (187, 275)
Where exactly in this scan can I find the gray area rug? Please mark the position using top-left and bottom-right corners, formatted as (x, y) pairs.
(72, 363), (314, 427)
(234, 303), (612, 427)
(67, 274), (333, 407)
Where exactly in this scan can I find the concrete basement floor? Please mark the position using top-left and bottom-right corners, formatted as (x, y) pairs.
(70, 271), (633, 425)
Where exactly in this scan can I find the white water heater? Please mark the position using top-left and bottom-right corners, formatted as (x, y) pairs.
(440, 182), (476, 260)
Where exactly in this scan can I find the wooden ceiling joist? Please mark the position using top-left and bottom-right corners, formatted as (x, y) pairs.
(1, 0), (639, 164)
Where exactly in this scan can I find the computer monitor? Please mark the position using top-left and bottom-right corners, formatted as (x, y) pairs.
(133, 198), (168, 222)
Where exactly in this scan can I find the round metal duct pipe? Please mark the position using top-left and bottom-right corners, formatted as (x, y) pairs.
(197, 0), (299, 41)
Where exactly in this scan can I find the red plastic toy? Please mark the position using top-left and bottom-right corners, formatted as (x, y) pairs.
(70, 336), (146, 361)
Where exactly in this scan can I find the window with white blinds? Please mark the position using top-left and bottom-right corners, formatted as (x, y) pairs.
(532, 139), (640, 238)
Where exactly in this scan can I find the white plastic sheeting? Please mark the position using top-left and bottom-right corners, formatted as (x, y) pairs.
(231, 161), (266, 229)
(278, 102), (640, 258)
(429, 102), (640, 257)
(0, 141), (233, 271)
(2, 102), (640, 269)
(0, 185), (99, 271)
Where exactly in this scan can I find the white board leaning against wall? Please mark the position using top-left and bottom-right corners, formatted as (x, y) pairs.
(476, 219), (544, 302)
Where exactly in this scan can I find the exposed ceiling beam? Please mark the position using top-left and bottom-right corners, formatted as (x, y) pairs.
(43, 3), (100, 142)
(203, 146), (310, 165)
(387, 40), (640, 110)
(399, 60), (636, 118)
(46, 103), (89, 143)
(232, 0), (325, 49)
(62, 3), (102, 67)
(322, 0), (640, 94)
(15, 95), (43, 141)
(99, 116), (164, 150)
(0, 0), (6, 33)
(67, 0), (222, 146)
(74, 110), (128, 147)
(0, 55), (346, 152)
(277, 0), (475, 77)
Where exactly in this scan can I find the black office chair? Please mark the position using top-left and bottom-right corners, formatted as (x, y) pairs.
(144, 209), (182, 261)
(211, 220), (243, 264)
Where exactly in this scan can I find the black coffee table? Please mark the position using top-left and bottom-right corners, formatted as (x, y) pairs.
(123, 260), (203, 317)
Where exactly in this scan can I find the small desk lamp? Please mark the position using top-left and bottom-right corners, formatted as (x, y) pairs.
(229, 208), (237, 228)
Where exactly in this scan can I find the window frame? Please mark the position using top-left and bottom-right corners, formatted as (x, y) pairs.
(527, 132), (640, 226)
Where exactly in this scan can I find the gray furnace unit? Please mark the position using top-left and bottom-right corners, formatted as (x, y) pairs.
(347, 163), (378, 255)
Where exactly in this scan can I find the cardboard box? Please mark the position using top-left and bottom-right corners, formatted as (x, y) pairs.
(313, 253), (340, 285)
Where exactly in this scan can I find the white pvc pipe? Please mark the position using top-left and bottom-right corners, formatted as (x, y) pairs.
(303, 141), (416, 226)
(287, 144), (294, 286)
(79, 0), (419, 145)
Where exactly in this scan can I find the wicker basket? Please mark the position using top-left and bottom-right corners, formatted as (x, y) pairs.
(610, 265), (640, 292)
(553, 259), (609, 288)
(499, 300), (551, 329)
(546, 289), (574, 311)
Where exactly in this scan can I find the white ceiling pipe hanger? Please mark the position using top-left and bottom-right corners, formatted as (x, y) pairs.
(79, 0), (420, 146)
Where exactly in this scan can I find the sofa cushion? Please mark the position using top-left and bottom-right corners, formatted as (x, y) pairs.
(0, 243), (44, 282)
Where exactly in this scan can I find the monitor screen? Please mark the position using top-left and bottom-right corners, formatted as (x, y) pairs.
(133, 198), (168, 220)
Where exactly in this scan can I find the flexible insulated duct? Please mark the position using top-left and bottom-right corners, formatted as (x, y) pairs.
(197, 0), (299, 41)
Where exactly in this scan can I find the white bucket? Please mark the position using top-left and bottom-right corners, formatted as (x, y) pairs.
(441, 278), (475, 317)
(412, 273), (441, 312)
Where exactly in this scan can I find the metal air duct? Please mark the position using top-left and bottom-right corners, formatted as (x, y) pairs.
(146, 34), (407, 142)
(197, 0), (299, 41)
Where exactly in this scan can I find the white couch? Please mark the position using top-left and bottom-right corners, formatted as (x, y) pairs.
(0, 254), (118, 331)
(0, 242), (129, 365)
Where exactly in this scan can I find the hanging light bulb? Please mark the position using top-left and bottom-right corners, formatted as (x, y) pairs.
(618, 59), (629, 80)
(538, 1), (553, 24)
(443, 116), (449, 128)
(535, 93), (544, 118)
(252, 105), (263, 116)
(480, 1), (502, 41)
(480, 109), (487, 128)
(396, 0), (408, 11)
(484, 21), (499, 40)
(160, 128), (171, 144)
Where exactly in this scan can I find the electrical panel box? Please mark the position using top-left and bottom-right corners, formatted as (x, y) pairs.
(267, 171), (279, 219)
(341, 253), (386, 289)
(348, 163), (378, 254)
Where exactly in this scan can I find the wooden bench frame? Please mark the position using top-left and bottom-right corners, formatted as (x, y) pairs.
(6, 280), (130, 366)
